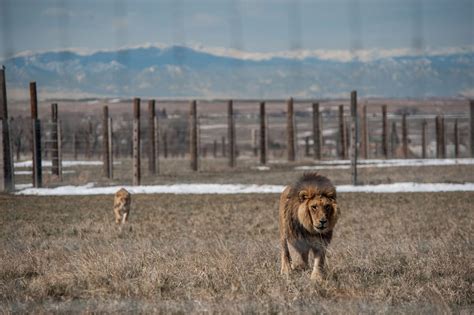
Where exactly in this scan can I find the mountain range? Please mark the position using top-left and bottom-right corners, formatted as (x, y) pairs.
(2, 45), (473, 100)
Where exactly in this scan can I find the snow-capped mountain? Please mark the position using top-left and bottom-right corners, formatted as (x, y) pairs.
(2, 45), (473, 99)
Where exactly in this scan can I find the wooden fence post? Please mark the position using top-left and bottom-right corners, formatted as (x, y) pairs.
(382, 105), (388, 159)
(470, 100), (474, 157)
(57, 120), (63, 181)
(189, 100), (198, 171)
(338, 105), (347, 159)
(252, 129), (258, 157)
(361, 104), (368, 159)
(30, 82), (42, 188)
(421, 120), (427, 159)
(287, 98), (295, 161)
(402, 113), (408, 159)
(436, 115), (446, 159)
(108, 117), (113, 178)
(228, 100), (235, 167)
(148, 100), (156, 174)
(51, 103), (60, 177)
(259, 101), (267, 165)
(350, 91), (358, 185)
(154, 116), (159, 173)
(0, 66), (13, 191)
(133, 98), (141, 185)
(312, 102), (321, 160)
(454, 119), (459, 158)
(441, 116), (446, 158)
(102, 106), (110, 178)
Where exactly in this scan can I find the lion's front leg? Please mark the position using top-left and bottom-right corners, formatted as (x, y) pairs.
(280, 239), (291, 276)
(310, 250), (326, 281)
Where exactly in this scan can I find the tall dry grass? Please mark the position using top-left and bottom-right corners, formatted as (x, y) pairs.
(0, 192), (473, 314)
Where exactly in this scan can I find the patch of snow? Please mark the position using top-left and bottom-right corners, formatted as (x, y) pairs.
(14, 182), (474, 196)
(296, 158), (474, 170)
(14, 160), (121, 168)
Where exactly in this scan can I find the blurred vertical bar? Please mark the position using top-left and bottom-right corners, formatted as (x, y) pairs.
(228, 100), (235, 168)
(0, 66), (14, 191)
(361, 105), (368, 159)
(350, 91), (358, 185)
(421, 120), (427, 159)
(402, 113), (408, 159)
(189, 100), (198, 171)
(30, 82), (42, 188)
(470, 100), (474, 157)
(51, 103), (59, 176)
(381, 105), (388, 159)
(312, 102), (321, 160)
(133, 98), (141, 185)
(148, 100), (156, 174)
(103, 106), (110, 178)
(339, 105), (346, 159)
(287, 98), (295, 162)
(259, 102), (267, 165)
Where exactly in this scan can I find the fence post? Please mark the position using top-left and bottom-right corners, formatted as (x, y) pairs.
(102, 106), (110, 178)
(287, 98), (295, 162)
(154, 116), (159, 173)
(402, 113), (408, 159)
(382, 105), (388, 159)
(421, 120), (427, 159)
(0, 66), (13, 191)
(147, 100), (156, 174)
(454, 119), (459, 158)
(57, 120), (63, 181)
(51, 103), (60, 176)
(338, 105), (346, 159)
(312, 102), (321, 160)
(108, 117), (113, 178)
(350, 91), (358, 185)
(228, 100), (235, 167)
(441, 116), (446, 158)
(361, 104), (368, 159)
(189, 100), (198, 171)
(470, 100), (474, 157)
(30, 82), (42, 188)
(133, 98), (141, 185)
(259, 101), (267, 165)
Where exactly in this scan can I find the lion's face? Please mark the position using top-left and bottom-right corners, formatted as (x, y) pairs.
(297, 189), (338, 234)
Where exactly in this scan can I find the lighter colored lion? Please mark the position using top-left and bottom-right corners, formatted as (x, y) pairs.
(113, 188), (131, 225)
(279, 173), (339, 281)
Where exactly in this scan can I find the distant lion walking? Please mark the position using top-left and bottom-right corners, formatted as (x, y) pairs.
(113, 188), (131, 225)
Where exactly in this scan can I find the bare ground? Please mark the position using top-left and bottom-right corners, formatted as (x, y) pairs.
(0, 189), (473, 314)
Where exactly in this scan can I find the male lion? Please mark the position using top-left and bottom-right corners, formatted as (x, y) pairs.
(113, 188), (131, 225)
(279, 173), (339, 281)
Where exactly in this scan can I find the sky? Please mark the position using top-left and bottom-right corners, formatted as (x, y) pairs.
(1, 0), (473, 60)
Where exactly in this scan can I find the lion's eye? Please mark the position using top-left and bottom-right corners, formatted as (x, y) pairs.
(311, 205), (317, 211)
(324, 204), (332, 212)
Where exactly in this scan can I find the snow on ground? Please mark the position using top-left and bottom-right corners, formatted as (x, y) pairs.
(15, 170), (76, 175)
(14, 160), (121, 168)
(295, 158), (474, 170)
(14, 182), (474, 196)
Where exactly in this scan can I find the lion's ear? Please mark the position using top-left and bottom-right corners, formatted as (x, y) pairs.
(298, 190), (309, 202)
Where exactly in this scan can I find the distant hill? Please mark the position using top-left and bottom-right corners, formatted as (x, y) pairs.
(2, 45), (473, 99)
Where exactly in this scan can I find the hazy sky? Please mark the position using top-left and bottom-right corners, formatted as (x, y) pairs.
(1, 0), (473, 59)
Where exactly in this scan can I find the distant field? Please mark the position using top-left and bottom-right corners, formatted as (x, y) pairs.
(1, 190), (472, 313)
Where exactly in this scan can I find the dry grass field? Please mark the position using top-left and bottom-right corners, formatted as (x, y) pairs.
(1, 186), (473, 313)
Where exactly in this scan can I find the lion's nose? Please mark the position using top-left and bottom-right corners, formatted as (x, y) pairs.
(319, 218), (328, 225)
